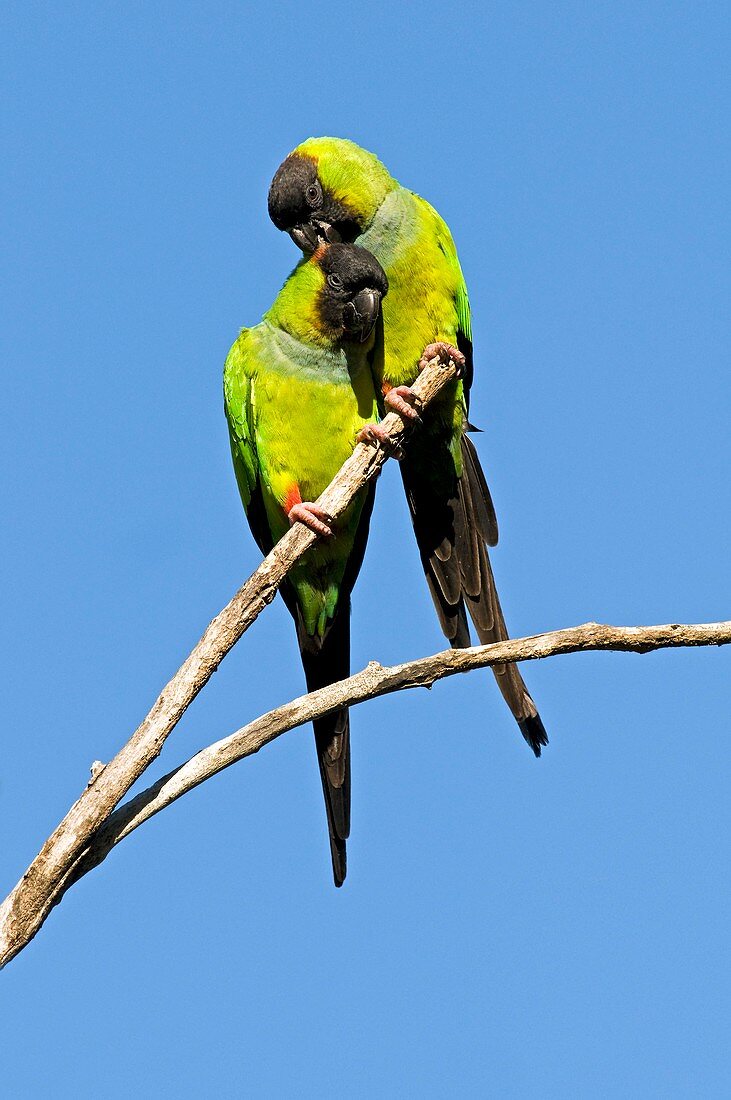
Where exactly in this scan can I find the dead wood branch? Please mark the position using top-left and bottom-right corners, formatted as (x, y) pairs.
(3, 619), (729, 968)
(0, 355), (459, 970)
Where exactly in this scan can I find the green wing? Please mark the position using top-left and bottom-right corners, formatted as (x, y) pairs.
(433, 209), (474, 405)
(453, 257), (472, 345)
(223, 329), (273, 557)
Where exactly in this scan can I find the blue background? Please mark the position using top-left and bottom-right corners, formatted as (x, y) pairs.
(2, 2), (729, 1095)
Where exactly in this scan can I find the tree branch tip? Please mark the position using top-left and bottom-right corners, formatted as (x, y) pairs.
(0, 351), (725, 969)
(0, 352), (463, 973)
(85, 761), (106, 788)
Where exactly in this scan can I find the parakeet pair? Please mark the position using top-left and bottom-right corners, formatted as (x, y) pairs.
(225, 137), (547, 886)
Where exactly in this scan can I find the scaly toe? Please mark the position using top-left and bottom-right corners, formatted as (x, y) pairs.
(288, 502), (333, 538)
(384, 386), (421, 421)
(356, 423), (403, 459)
(356, 423), (382, 445)
(418, 341), (465, 377)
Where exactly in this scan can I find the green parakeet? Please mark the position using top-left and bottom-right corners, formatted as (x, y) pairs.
(268, 137), (548, 755)
(224, 241), (388, 885)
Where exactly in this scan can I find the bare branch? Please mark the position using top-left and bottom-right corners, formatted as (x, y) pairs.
(0, 356), (459, 970)
(8, 619), (730, 967)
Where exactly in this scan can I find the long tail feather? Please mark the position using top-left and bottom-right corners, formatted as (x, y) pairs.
(298, 603), (351, 887)
(400, 430), (548, 755)
(472, 542), (548, 756)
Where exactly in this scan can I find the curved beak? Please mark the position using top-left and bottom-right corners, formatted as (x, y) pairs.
(289, 223), (321, 253)
(289, 219), (341, 254)
(343, 288), (382, 343)
(316, 220), (341, 244)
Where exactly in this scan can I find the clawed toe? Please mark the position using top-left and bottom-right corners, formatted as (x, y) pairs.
(418, 341), (465, 377)
(356, 422), (403, 459)
(288, 502), (333, 538)
(384, 386), (421, 422)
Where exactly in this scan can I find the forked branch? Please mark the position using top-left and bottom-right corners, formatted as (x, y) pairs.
(0, 356), (459, 970)
(3, 619), (730, 968)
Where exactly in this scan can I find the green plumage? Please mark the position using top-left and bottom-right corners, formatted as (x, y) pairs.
(224, 317), (376, 637)
(224, 245), (383, 884)
(274, 138), (548, 754)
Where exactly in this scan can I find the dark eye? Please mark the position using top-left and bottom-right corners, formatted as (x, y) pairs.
(306, 181), (323, 207)
(327, 272), (343, 290)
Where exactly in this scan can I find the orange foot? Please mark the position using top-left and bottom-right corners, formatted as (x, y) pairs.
(418, 341), (466, 378)
(356, 422), (403, 459)
(288, 502), (333, 538)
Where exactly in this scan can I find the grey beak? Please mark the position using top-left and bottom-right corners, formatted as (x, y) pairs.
(289, 219), (340, 253)
(289, 224), (321, 253)
(314, 220), (341, 244)
(343, 288), (382, 342)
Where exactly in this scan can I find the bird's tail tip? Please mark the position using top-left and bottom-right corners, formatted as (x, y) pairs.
(519, 714), (549, 758)
(330, 836), (347, 888)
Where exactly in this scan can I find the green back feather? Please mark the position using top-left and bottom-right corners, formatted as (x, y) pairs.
(296, 139), (474, 479)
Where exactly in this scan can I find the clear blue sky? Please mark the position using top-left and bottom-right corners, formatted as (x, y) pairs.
(2, 2), (729, 1095)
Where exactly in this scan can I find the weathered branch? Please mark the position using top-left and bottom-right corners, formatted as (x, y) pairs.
(7, 619), (731, 968)
(0, 356), (459, 970)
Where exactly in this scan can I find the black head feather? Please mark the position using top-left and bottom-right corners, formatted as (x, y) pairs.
(268, 154), (317, 231)
(314, 243), (388, 343)
(268, 153), (362, 250)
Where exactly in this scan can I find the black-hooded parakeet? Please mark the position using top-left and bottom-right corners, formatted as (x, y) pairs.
(268, 138), (547, 755)
(224, 241), (388, 884)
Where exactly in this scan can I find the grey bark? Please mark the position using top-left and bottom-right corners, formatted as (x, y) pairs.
(0, 356), (459, 969)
